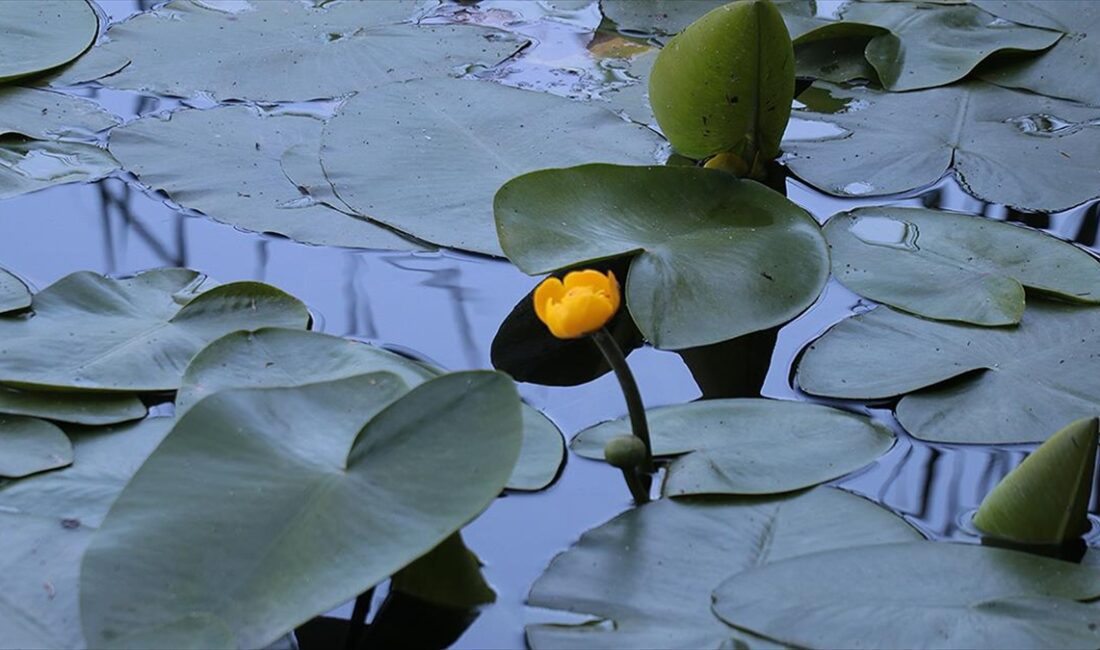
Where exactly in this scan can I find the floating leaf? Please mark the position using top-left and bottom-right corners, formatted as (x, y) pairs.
(785, 81), (1100, 212)
(0, 0), (98, 83)
(57, 0), (521, 101)
(841, 1), (1060, 91)
(602, 0), (816, 41)
(178, 328), (563, 491)
(495, 164), (828, 349)
(0, 137), (118, 200)
(391, 532), (495, 609)
(0, 266), (30, 313)
(825, 207), (1100, 326)
(0, 87), (117, 139)
(795, 35), (880, 83)
(975, 418), (1099, 545)
(713, 542), (1100, 650)
(0, 415), (72, 478)
(320, 79), (664, 256)
(0, 385), (146, 426)
(797, 302), (1100, 443)
(648, 0), (794, 164)
(527, 487), (922, 649)
(0, 418), (173, 649)
(572, 398), (894, 496)
(976, 1), (1100, 106)
(110, 106), (424, 251)
(81, 372), (522, 649)
(0, 269), (309, 392)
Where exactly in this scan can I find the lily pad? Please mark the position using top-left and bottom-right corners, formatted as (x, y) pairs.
(785, 81), (1100, 213)
(110, 106), (423, 251)
(0, 137), (118, 200)
(0, 415), (72, 478)
(0, 266), (30, 313)
(527, 487), (923, 649)
(0, 418), (173, 650)
(572, 398), (895, 496)
(177, 327), (562, 491)
(796, 302), (1100, 444)
(0, 269), (310, 392)
(824, 206), (1100, 326)
(0, 0), (98, 83)
(0, 87), (117, 138)
(602, 0), (816, 41)
(976, 1), (1100, 106)
(495, 164), (828, 349)
(841, 1), (1061, 92)
(320, 78), (664, 256)
(57, 0), (522, 101)
(0, 385), (146, 425)
(713, 541), (1100, 650)
(81, 371), (522, 649)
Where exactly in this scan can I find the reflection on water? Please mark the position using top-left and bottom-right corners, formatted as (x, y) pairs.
(2, 1), (1099, 648)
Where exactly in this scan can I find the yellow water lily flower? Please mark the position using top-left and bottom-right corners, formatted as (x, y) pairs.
(534, 270), (621, 339)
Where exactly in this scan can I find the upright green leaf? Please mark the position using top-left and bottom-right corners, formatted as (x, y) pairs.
(495, 164), (828, 349)
(0, 0), (98, 82)
(974, 418), (1099, 544)
(81, 372), (522, 649)
(648, 0), (794, 164)
(0, 269), (310, 392)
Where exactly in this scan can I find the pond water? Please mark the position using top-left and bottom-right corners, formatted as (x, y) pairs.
(3, 0), (1100, 648)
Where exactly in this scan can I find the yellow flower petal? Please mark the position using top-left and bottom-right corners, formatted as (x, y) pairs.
(533, 277), (564, 323)
(533, 269), (621, 339)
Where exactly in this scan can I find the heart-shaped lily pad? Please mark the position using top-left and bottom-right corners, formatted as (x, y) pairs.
(784, 81), (1100, 213)
(527, 487), (923, 649)
(0, 386), (145, 426)
(320, 79), (665, 256)
(797, 302), (1100, 444)
(109, 106), (424, 251)
(0, 266), (30, 314)
(713, 541), (1100, 650)
(0, 0), (98, 83)
(178, 328), (563, 491)
(0, 415), (72, 478)
(0, 269), (309, 392)
(81, 371), (522, 649)
(841, 1), (1061, 91)
(495, 164), (828, 349)
(572, 398), (894, 496)
(825, 206), (1100, 326)
(0, 418), (173, 649)
(57, 0), (521, 101)
(0, 138), (118, 200)
(976, 1), (1100, 106)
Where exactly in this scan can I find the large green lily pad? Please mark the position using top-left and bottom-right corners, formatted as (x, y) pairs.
(177, 328), (563, 491)
(0, 385), (145, 425)
(81, 372), (522, 649)
(602, 0), (817, 41)
(109, 106), (422, 251)
(0, 0), (98, 83)
(0, 269), (309, 392)
(976, 1), (1100, 106)
(572, 398), (894, 496)
(0, 415), (72, 478)
(841, 1), (1060, 91)
(495, 164), (828, 349)
(56, 0), (521, 101)
(0, 418), (174, 649)
(0, 87), (118, 138)
(320, 79), (664, 256)
(713, 542), (1100, 649)
(797, 302), (1100, 444)
(527, 487), (923, 649)
(785, 81), (1100, 213)
(825, 207), (1100, 326)
(0, 266), (30, 313)
(0, 137), (118, 200)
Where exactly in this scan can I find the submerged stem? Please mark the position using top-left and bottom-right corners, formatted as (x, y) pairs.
(592, 327), (654, 474)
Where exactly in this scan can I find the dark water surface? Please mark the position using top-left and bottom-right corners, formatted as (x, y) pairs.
(3, 1), (1100, 648)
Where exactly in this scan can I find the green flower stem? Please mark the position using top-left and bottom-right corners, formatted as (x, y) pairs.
(592, 327), (654, 474)
(620, 467), (651, 505)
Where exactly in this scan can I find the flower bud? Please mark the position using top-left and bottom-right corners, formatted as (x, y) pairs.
(603, 434), (648, 470)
